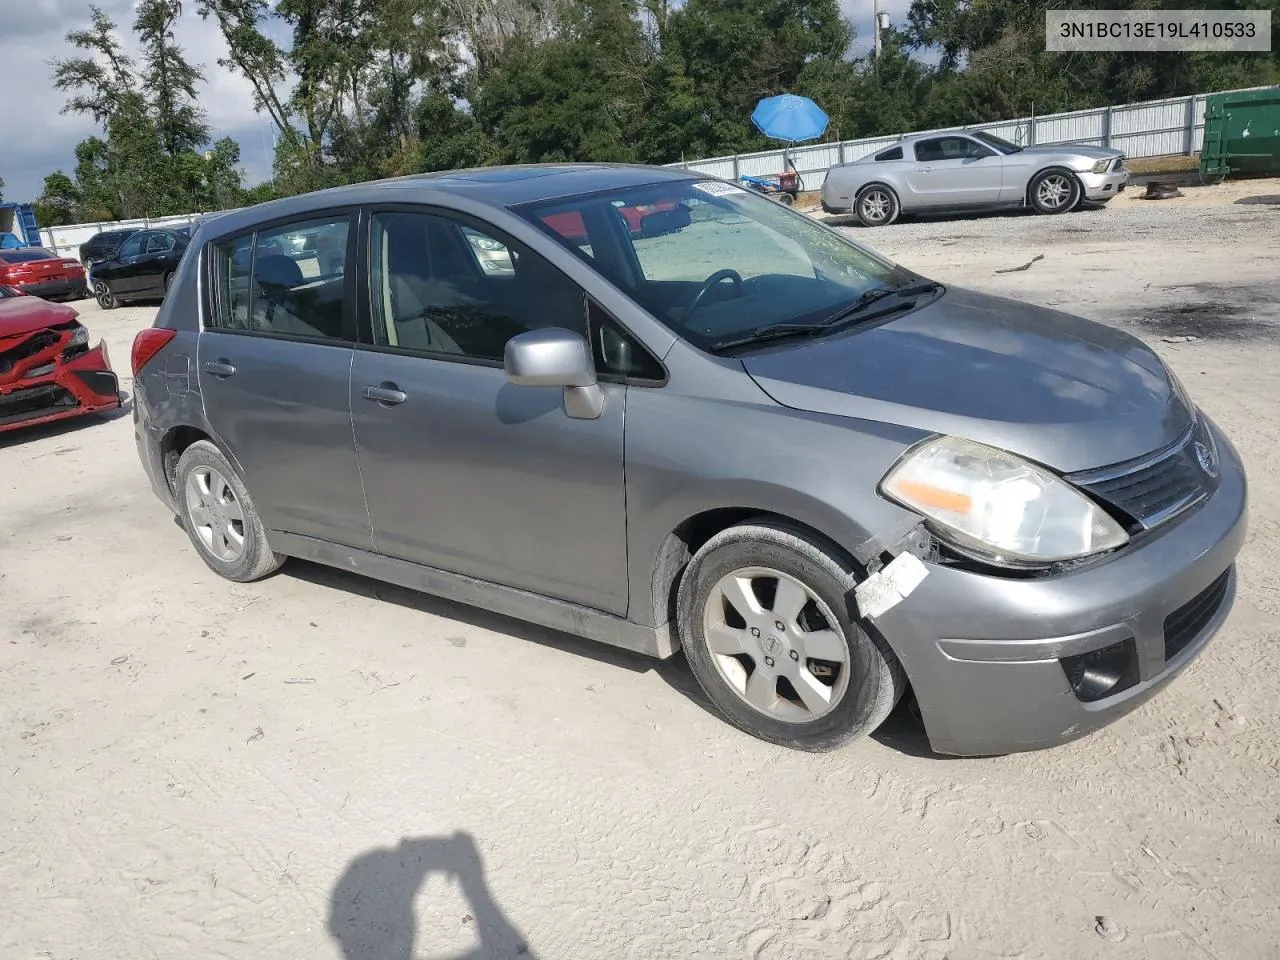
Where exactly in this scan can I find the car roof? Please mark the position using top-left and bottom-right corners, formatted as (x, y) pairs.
(200, 163), (700, 240)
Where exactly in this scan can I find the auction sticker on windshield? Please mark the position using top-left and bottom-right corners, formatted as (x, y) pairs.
(692, 180), (747, 197)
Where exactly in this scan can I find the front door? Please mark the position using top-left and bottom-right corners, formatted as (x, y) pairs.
(197, 212), (371, 549)
(102, 232), (147, 295)
(349, 208), (629, 614)
(907, 136), (1004, 207)
(134, 231), (182, 296)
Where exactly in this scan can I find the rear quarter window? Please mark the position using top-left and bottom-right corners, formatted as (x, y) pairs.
(875, 146), (903, 161)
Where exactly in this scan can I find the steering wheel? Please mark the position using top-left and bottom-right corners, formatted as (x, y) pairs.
(685, 269), (744, 323)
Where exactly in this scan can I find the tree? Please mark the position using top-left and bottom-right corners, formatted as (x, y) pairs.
(34, 173), (83, 227)
(134, 0), (211, 156)
(51, 5), (137, 125)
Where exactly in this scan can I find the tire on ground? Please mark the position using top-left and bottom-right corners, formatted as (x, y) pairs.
(174, 439), (285, 582)
(677, 518), (906, 751)
(854, 184), (900, 227)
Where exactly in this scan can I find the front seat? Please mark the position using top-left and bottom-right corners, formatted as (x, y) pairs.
(380, 219), (462, 354)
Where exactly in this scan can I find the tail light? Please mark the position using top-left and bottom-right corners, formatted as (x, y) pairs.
(131, 328), (177, 376)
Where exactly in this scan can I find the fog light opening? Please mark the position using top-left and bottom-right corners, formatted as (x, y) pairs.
(1060, 637), (1140, 703)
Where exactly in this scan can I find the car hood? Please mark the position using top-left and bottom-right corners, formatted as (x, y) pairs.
(0, 298), (79, 337)
(1020, 144), (1123, 161)
(742, 287), (1190, 474)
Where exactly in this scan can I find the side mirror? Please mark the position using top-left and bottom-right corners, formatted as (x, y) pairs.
(504, 328), (604, 420)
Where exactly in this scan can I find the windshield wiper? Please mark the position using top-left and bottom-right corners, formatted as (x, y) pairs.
(708, 282), (942, 353)
(817, 280), (942, 330)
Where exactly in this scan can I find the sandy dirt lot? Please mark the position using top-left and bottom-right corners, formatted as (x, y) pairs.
(3, 180), (1279, 960)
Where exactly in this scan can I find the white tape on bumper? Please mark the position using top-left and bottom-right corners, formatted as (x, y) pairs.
(854, 552), (929, 620)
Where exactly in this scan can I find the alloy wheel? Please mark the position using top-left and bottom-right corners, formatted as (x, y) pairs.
(860, 190), (892, 224)
(701, 566), (852, 722)
(1036, 174), (1073, 210)
(185, 466), (247, 562)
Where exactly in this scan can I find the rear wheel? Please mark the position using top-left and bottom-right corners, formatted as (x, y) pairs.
(854, 185), (900, 227)
(677, 520), (905, 751)
(1029, 168), (1081, 214)
(94, 280), (119, 310)
(175, 440), (284, 582)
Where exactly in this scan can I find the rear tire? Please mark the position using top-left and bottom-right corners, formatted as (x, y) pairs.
(175, 440), (284, 582)
(854, 185), (900, 227)
(677, 520), (905, 751)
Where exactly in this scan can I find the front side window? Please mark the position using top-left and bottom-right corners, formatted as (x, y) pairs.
(518, 180), (907, 352)
(368, 210), (585, 362)
(209, 215), (351, 340)
(915, 137), (992, 162)
(118, 235), (144, 258)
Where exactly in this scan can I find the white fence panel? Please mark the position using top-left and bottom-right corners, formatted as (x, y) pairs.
(40, 212), (201, 260)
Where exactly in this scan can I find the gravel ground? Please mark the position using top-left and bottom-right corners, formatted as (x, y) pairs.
(3, 180), (1279, 960)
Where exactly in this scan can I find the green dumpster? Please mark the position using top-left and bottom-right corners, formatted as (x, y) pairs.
(1201, 87), (1280, 177)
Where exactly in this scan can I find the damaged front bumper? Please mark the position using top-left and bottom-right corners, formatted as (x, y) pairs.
(862, 419), (1247, 757)
(0, 325), (121, 433)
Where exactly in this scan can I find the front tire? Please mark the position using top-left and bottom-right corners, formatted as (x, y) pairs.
(94, 280), (119, 310)
(677, 520), (905, 751)
(1029, 168), (1082, 214)
(175, 440), (284, 582)
(854, 184), (900, 227)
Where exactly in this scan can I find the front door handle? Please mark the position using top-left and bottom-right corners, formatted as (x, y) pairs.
(362, 383), (407, 405)
(203, 359), (237, 378)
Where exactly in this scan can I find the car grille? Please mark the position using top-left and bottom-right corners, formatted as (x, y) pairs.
(0, 383), (78, 426)
(1070, 423), (1216, 530)
(1164, 569), (1231, 663)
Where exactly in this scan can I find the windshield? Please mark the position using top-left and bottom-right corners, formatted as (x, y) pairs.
(973, 131), (1023, 154)
(516, 180), (909, 351)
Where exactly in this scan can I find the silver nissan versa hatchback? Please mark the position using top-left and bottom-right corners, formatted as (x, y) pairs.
(131, 164), (1247, 756)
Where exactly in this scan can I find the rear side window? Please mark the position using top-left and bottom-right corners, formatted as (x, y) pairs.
(875, 147), (903, 161)
(145, 233), (176, 254)
(209, 215), (352, 342)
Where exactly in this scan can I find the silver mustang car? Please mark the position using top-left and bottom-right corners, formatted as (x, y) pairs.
(822, 130), (1130, 226)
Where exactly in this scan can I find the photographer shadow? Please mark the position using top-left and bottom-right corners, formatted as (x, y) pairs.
(329, 833), (533, 960)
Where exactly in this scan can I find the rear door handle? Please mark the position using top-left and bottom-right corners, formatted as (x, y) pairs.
(203, 360), (237, 378)
(362, 383), (407, 405)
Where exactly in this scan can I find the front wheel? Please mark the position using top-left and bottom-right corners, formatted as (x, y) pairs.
(677, 520), (905, 751)
(1029, 169), (1082, 214)
(175, 440), (285, 582)
(854, 185), (900, 227)
(94, 280), (119, 310)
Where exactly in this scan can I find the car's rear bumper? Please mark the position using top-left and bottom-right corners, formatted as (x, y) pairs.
(11, 276), (89, 301)
(0, 341), (120, 434)
(1079, 168), (1130, 201)
(873, 416), (1247, 756)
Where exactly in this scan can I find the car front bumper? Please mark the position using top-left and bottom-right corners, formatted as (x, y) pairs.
(873, 416), (1247, 756)
(0, 340), (120, 433)
(1079, 167), (1130, 201)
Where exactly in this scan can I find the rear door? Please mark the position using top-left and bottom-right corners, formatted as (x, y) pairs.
(907, 136), (1003, 207)
(197, 211), (371, 548)
(135, 231), (182, 296)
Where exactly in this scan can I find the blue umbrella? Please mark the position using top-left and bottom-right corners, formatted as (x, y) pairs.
(751, 94), (829, 144)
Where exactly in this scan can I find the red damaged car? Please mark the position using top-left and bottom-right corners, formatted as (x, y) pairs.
(0, 286), (120, 434)
(0, 247), (90, 301)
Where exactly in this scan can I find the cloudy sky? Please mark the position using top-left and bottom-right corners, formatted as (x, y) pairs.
(1, 0), (914, 204)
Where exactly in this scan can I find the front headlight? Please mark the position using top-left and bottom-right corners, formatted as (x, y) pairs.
(881, 436), (1128, 566)
(66, 323), (89, 348)
(1091, 160), (1110, 174)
